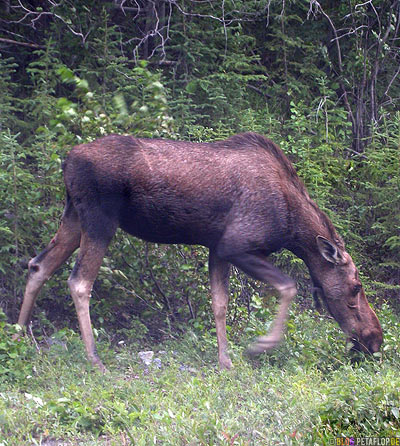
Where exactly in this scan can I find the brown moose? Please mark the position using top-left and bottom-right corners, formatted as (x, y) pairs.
(16, 133), (383, 371)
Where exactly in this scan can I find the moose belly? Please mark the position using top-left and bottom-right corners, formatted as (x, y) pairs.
(119, 197), (230, 246)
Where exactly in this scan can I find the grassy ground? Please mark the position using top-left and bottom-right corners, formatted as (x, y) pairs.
(0, 304), (399, 446)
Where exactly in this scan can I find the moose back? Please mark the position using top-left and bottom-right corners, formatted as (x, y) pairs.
(17, 133), (383, 371)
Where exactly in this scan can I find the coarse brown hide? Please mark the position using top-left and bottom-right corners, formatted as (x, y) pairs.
(16, 133), (383, 371)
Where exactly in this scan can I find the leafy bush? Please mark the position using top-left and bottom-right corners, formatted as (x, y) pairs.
(0, 310), (34, 384)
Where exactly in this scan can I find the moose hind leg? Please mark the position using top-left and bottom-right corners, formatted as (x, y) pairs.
(218, 248), (297, 355)
(17, 206), (81, 328)
(209, 249), (232, 370)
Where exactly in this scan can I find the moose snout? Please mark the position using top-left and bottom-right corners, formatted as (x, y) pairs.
(350, 327), (383, 354)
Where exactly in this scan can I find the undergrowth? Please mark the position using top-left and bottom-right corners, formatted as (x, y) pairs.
(0, 304), (399, 445)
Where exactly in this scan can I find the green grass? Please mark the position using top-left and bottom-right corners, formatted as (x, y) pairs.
(0, 304), (399, 445)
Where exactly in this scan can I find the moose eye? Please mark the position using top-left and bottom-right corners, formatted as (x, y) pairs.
(353, 284), (362, 296)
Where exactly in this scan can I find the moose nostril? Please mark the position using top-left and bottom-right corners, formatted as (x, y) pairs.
(369, 332), (383, 353)
(369, 341), (381, 354)
(360, 329), (383, 354)
(29, 264), (39, 273)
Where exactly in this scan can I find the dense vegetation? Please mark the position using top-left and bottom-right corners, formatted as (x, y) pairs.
(0, 305), (399, 445)
(0, 1), (399, 443)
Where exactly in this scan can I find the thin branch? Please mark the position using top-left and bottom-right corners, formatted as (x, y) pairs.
(9, 0), (92, 44)
(246, 83), (272, 99)
(170, 0), (233, 24)
(329, 25), (368, 42)
(122, 0), (173, 62)
(144, 243), (175, 318)
(308, 0), (356, 130)
(186, 292), (195, 319)
(380, 97), (400, 108)
(355, 0), (373, 8)
(383, 63), (400, 99)
(222, 0), (227, 57)
(0, 37), (45, 48)
(28, 322), (41, 353)
(344, 146), (368, 159)
(113, 1), (140, 13)
(168, 0), (268, 24)
(111, 279), (164, 314)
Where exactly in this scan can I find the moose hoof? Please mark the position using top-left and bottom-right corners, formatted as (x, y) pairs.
(90, 357), (108, 373)
(219, 355), (233, 371)
(246, 335), (281, 356)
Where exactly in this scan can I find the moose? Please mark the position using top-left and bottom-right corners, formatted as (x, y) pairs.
(16, 133), (383, 371)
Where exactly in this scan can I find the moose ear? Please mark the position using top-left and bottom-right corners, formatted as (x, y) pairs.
(316, 236), (344, 265)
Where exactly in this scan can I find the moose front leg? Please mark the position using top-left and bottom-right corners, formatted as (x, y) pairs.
(209, 249), (232, 370)
(218, 249), (297, 355)
(247, 282), (297, 355)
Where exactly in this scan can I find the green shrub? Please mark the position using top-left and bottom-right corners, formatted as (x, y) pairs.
(0, 310), (34, 385)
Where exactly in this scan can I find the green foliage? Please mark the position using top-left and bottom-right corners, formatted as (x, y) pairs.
(52, 61), (173, 143)
(0, 127), (66, 316)
(0, 55), (19, 130)
(25, 43), (62, 134)
(0, 310), (33, 384)
(336, 112), (400, 303)
(0, 306), (398, 444)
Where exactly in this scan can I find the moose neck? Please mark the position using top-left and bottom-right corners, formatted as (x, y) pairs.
(286, 197), (342, 283)
(289, 243), (326, 287)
